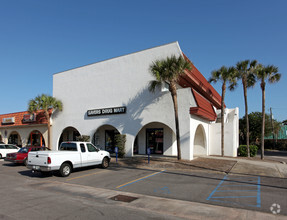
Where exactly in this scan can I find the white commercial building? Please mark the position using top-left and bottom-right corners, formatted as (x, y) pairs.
(52, 42), (239, 160)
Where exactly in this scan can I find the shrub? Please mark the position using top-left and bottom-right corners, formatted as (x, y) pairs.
(238, 145), (258, 157)
(115, 134), (126, 158)
(76, 135), (90, 142)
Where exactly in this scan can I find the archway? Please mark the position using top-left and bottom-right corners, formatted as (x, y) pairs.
(8, 131), (22, 147)
(92, 125), (120, 153)
(134, 122), (175, 156)
(193, 125), (207, 156)
(27, 130), (46, 147)
(59, 127), (81, 147)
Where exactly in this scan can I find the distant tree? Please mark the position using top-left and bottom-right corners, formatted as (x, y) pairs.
(149, 55), (192, 160)
(239, 112), (272, 145)
(283, 120), (287, 125)
(28, 94), (63, 149)
(209, 66), (236, 156)
(235, 60), (258, 157)
(256, 64), (281, 159)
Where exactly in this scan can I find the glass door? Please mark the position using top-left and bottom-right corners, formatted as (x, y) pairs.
(146, 128), (163, 154)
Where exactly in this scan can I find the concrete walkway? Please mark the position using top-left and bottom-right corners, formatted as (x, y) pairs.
(206, 156), (287, 178)
(40, 180), (286, 220)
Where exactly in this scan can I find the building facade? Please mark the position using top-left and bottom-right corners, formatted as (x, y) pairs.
(0, 111), (48, 147)
(52, 42), (239, 160)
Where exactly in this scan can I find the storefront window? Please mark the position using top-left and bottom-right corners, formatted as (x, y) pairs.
(146, 128), (163, 154)
(105, 130), (119, 153)
(133, 136), (139, 154)
(27, 131), (45, 147)
(8, 134), (18, 146)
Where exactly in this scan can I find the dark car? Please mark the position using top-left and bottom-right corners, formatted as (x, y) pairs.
(5, 146), (50, 166)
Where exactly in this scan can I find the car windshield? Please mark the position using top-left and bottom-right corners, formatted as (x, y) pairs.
(18, 148), (28, 153)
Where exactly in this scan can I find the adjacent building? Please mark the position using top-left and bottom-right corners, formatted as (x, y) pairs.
(0, 111), (48, 147)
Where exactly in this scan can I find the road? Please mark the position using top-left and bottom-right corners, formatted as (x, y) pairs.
(259, 150), (287, 164)
(0, 159), (286, 219)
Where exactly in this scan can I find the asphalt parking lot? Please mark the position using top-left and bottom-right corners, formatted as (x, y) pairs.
(1, 158), (286, 217)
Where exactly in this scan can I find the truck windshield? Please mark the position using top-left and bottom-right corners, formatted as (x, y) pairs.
(59, 143), (77, 151)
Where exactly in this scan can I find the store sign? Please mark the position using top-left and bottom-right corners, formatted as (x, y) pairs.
(87, 106), (126, 117)
(2, 117), (15, 124)
(22, 113), (36, 123)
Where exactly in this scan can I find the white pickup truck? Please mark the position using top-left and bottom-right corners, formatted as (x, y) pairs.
(27, 142), (111, 177)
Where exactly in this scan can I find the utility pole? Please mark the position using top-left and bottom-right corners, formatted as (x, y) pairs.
(270, 107), (275, 148)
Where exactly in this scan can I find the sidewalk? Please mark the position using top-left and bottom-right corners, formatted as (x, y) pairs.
(111, 155), (287, 178)
(40, 180), (286, 220)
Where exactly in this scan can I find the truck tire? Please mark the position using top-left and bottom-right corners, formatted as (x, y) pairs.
(101, 157), (109, 169)
(0, 154), (2, 159)
(59, 163), (72, 177)
(23, 158), (27, 166)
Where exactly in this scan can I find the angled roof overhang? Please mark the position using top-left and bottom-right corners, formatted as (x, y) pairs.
(190, 89), (217, 121)
(179, 53), (222, 110)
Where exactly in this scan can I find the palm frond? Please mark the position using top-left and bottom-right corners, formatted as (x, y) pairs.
(148, 80), (162, 93)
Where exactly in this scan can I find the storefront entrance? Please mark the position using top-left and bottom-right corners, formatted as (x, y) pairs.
(146, 128), (163, 154)
(27, 131), (45, 147)
(105, 130), (119, 153)
(8, 132), (21, 147)
(92, 125), (120, 153)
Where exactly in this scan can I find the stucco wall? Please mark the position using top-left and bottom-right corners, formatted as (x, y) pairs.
(0, 125), (48, 147)
(52, 42), (198, 160)
(209, 108), (239, 157)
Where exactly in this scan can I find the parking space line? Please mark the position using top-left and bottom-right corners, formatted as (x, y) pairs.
(116, 170), (165, 189)
(206, 175), (261, 208)
(206, 175), (228, 200)
(66, 170), (109, 181)
(257, 176), (261, 207)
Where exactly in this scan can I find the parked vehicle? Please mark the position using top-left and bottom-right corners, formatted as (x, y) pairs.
(5, 146), (50, 166)
(27, 142), (111, 177)
(0, 144), (20, 159)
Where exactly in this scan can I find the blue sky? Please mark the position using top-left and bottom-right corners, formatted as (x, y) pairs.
(0, 0), (286, 121)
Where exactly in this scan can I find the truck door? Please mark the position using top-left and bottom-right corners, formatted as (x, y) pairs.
(80, 143), (88, 167)
(86, 143), (101, 165)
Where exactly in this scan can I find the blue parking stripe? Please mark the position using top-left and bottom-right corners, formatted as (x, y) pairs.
(207, 175), (261, 208)
(206, 175), (228, 201)
(217, 190), (257, 192)
(212, 196), (257, 199)
(218, 184), (256, 187)
(257, 177), (261, 207)
(209, 199), (260, 208)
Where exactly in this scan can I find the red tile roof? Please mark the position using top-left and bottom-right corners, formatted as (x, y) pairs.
(190, 89), (217, 121)
(179, 53), (222, 110)
(0, 111), (48, 128)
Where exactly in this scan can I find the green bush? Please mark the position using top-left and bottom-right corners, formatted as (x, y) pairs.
(238, 145), (258, 157)
(76, 135), (90, 142)
(115, 134), (126, 158)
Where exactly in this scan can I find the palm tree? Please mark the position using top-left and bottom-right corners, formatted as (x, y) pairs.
(235, 60), (257, 157)
(209, 66), (236, 156)
(256, 64), (281, 159)
(149, 55), (192, 160)
(28, 94), (63, 149)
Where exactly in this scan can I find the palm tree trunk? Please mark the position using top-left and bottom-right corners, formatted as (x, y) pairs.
(170, 82), (181, 160)
(261, 80), (266, 160)
(243, 79), (250, 157)
(221, 82), (226, 157)
(44, 111), (51, 150)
